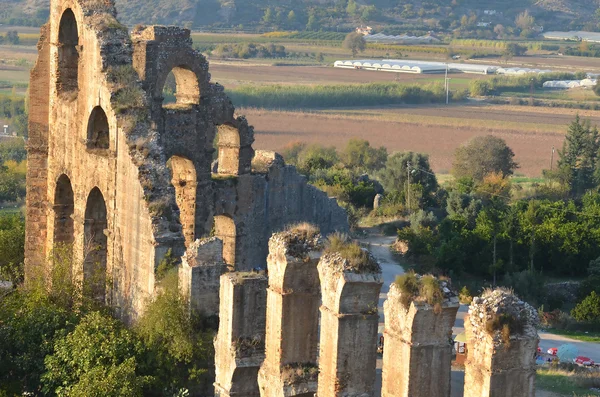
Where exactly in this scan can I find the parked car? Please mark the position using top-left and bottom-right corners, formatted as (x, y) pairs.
(574, 356), (595, 366)
(547, 347), (558, 355)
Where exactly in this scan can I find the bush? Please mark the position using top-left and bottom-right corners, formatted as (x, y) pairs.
(459, 286), (473, 304)
(571, 291), (600, 323)
(42, 312), (151, 397)
(394, 272), (444, 312)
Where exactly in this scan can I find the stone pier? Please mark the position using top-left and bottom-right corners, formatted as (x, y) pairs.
(316, 246), (383, 397)
(464, 288), (539, 397)
(179, 237), (227, 319)
(258, 228), (323, 397)
(214, 272), (268, 397)
(382, 276), (459, 397)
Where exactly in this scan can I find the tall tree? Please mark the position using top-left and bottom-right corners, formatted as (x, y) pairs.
(556, 115), (600, 196)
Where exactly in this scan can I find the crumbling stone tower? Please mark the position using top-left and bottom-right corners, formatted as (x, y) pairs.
(258, 228), (323, 397)
(464, 289), (539, 397)
(26, 0), (348, 319)
(382, 276), (459, 397)
(317, 248), (383, 397)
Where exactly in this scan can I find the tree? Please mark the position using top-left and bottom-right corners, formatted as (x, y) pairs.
(376, 151), (438, 208)
(297, 144), (339, 175)
(361, 5), (378, 22)
(452, 135), (518, 182)
(5, 31), (19, 45)
(555, 115), (599, 196)
(494, 24), (505, 38)
(287, 10), (296, 26)
(504, 43), (527, 57)
(342, 32), (366, 57)
(571, 291), (600, 323)
(515, 10), (535, 31)
(306, 14), (318, 31)
(340, 139), (387, 173)
(346, 0), (358, 16)
(42, 312), (151, 397)
(262, 7), (274, 24)
(594, 79), (600, 97)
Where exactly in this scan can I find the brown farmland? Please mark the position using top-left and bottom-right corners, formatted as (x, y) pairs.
(244, 105), (590, 177)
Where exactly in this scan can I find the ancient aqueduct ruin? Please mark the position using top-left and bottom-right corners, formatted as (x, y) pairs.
(25, 1), (540, 396)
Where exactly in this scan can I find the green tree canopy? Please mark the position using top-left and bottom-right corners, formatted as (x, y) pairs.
(452, 135), (518, 182)
(42, 312), (151, 397)
(571, 291), (600, 323)
(555, 115), (600, 196)
(340, 139), (387, 173)
(376, 151), (438, 207)
(342, 32), (366, 57)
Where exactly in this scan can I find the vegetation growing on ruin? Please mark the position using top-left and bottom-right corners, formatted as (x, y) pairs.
(324, 233), (380, 274)
(394, 272), (444, 311)
(281, 223), (322, 257)
(485, 312), (526, 346)
(281, 362), (319, 385)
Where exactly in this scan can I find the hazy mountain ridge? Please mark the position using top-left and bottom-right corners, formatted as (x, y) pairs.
(1, 0), (598, 31)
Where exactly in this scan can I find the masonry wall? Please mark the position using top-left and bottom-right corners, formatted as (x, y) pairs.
(26, 0), (349, 320)
(214, 272), (268, 397)
(382, 282), (459, 397)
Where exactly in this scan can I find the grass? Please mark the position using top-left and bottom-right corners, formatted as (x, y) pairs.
(537, 368), (600, 396)
(394, 272), (444, 311)
(324, 233), (380, 273)
(545, 329), (600, 343)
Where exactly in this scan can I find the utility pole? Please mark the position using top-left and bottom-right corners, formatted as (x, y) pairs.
(445, 64), (449, 105)
(550, 146), (555, 171)
(406, 161), (411, 212)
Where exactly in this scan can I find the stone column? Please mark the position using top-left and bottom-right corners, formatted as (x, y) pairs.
(179, 237), (227, 320)
(382, 279), (460, 397)
(258, 229), (323, 397)
(317, 250), (383, 397)
(214, 272), (268, 397)
(464, 288), (539, 397)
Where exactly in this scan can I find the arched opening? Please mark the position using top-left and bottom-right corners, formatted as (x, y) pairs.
(214, 215), (236, 267)
(83, 187), (108, 302)
(86, 106), (110, 150)
(216, 124), (241, 175)
(57, 9), (79, 95)
(161, 66), (200, 108)
(53, 174), (74, 248)
(167, 156), (197, 246)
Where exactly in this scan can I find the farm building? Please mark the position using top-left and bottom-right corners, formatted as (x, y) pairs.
(496, 67), (553, 75)
(544, 31), (600, 43)
(543, 79), (597, 89)
(364, 33), (440, 44)
(333, 60), (497, 74)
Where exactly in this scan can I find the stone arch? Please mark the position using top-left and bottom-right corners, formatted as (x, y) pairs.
(214, 215), (236, 267)
(160, 66), (200, 108)
(167, 155), (197, 246)
(86, 106), (110, 150)
(216, 123), (241, 175)
(53, 174), (74, 247)
(57, 8), (79, 95)
(84, 187), (108, 302)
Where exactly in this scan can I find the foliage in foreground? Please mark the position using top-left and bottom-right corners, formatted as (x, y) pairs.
(0, 256), (215, 396)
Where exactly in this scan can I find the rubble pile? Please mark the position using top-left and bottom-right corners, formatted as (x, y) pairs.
(270, 227), (323, 259)
(468, 288), (539, 345)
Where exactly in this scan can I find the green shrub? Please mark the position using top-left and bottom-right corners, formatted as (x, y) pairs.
(485, 312), (526, 346)
(459, 285), (473, 304)
(571, 291), (600, 323)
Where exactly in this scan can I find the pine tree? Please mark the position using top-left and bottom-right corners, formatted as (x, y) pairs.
(557, 115), (600, 196)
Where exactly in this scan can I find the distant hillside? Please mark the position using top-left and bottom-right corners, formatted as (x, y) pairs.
(2, 0), (600, 33)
